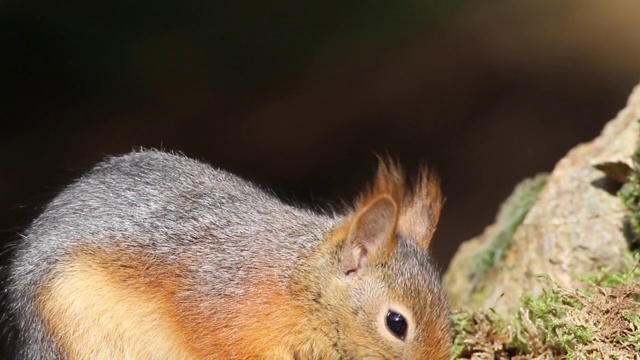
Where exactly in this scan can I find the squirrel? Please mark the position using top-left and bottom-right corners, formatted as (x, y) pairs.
(5, 149), (452, 360)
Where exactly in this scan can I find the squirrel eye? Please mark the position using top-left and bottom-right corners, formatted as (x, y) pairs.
(385, 310), (407, 341)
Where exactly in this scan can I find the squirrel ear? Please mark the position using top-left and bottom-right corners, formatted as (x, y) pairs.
(339, 195), (398, 276)
(397, 169), (442, 249)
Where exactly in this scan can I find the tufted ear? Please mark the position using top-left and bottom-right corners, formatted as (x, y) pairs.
(339, 195), (398, 276)
(397, 168), (442, 249)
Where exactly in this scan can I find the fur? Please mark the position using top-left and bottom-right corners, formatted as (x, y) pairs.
(5, 150), (451, 359)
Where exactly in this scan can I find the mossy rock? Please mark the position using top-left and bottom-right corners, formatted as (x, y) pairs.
(445, 84), (640, 316)
(445, 84), (640, 359)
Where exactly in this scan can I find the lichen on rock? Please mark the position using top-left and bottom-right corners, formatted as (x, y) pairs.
(467, 173), (549, 285)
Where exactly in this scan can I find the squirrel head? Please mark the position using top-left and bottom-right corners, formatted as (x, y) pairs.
(297, 160), (451, 359)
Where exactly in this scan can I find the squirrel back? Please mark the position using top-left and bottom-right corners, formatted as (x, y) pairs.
(6, 150), (451, 359)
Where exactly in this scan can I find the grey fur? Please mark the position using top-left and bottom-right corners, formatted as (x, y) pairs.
(7, 150), (341, 359)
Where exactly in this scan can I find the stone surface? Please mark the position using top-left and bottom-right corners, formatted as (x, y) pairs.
(445, 84), (640, 315)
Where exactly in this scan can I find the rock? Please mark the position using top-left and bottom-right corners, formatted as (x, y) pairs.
(444, 84), (640, 315)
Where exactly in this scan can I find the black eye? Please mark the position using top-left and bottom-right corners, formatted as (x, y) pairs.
(385, 310), (407, 341)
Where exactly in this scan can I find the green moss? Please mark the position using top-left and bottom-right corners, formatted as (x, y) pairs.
(468, 173), (549, 281)
(618, 143), (640, 249)
(451, 253), (640, 359)
(581, 251), (640, 287)
(449, 312), (471, 359)
(519, 277), (592, 357)
(616, 311), (640, 351)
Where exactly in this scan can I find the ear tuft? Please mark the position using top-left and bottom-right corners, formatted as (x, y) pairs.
(354, 158), (405, 212)
(339, 195), (398, 275)
(345, 158), (443, 261)
(397, 166), (443, 249)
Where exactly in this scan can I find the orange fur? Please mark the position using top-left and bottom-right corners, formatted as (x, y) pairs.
(180, 280), (309, 359)
(37, 247), (308, 360)
(36, 248), (195, 360)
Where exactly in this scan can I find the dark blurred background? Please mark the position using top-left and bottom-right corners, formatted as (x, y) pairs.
(2, 0), (640, 271)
